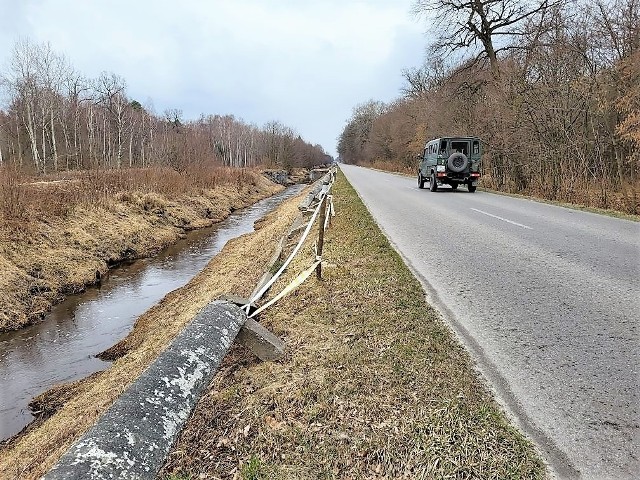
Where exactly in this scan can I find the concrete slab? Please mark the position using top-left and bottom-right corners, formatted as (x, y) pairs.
(236, 318), (285, 362)
(43, 301), (246, 480)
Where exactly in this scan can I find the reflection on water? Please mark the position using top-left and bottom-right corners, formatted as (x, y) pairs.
(0, 185), (304, 441)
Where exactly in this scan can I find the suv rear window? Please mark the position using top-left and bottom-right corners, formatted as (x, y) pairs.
(450, 141), (469, 155)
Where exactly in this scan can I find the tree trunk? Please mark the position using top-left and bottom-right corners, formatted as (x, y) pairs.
(102, 116), (107, 166)
(613, 143), (629, 207)
(129, 130), (133, 167)
(25, 100), (40, 171)
(41, 105), (48, 173)
(88, 105), (95, 165)
(15, 112), (23, 167)
(62, 113), (71, 170)
(116, 124), (122, 168)
(116, 107), (123, 168)
(73, 108), (80, 168)
(50, 108), (59, 171)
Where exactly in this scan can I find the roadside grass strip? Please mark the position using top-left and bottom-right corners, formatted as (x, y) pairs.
(161, 172), (546, 479)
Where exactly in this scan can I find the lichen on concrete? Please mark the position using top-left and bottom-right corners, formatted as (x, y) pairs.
(42, 301), (247, 480)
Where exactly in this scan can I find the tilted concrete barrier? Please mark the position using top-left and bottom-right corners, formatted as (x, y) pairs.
(43, 301), (246, 480)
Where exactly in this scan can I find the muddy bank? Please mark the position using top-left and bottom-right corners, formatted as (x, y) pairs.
(0, 171), (294, 332)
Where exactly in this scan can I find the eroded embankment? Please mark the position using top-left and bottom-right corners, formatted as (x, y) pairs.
(0, 181), (308, 479)
(0, 171), (286, 332)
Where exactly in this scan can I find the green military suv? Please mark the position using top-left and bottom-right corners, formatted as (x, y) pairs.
(418, 137), (482, 192)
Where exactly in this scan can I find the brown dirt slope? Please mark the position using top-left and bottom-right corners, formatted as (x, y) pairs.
(0, 182), (306, 479)
(0, 171), (283, 332)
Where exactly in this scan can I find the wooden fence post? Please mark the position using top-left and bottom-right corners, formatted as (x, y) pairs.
(316, 194), (328, 279)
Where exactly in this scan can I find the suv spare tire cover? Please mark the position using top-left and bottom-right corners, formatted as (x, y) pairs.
(447, 153), (469, 173)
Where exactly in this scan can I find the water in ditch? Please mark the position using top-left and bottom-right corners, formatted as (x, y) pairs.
(0, 184), (305, 441)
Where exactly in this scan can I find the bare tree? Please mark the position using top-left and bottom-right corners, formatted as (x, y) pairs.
(593, 0), (639, 63)
(337, 100), (386, 164)
(38, 43), (70, 172)
(0, 39), (328, 175)
(95, 72), (127, 167)
(413, 0), (555, 77)
(401, 58), (449, 98)
(3, 39), (42, 171)
(62, 68), (90, 169)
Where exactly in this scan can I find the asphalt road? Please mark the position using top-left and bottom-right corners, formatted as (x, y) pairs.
(339, 164), (640, 480)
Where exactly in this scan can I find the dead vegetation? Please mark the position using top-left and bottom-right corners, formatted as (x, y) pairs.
(0, 180), (306, 479)
(338, 3), (640, 216)
(0, 165), (284, 332)
(159, 172), (547, 479)
(0, 171), (546, 479)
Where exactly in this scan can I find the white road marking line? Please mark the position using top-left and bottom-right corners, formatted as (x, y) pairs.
(470, 208), (533, 230)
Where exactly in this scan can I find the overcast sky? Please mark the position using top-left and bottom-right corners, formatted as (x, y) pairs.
(0, 0), (427, 157)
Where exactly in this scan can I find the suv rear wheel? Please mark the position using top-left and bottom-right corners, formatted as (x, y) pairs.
(418, 172), (425, 189)
(430, 173), (438, 192)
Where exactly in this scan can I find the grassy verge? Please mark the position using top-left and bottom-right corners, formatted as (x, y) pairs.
(476, 187), (640, 221)
(160, 172), (547, 479)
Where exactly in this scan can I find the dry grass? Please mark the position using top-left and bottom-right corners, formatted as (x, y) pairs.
(477, 186), (640, 221)
(0, 165), (262, 216)
(480, 175), (640, 215)
(0, 181), (307, 480)
(1, 171), (547, 479)
(367, 160), (415, 176)
(160, 172), (547, 479)
(0, 166), (284, 331)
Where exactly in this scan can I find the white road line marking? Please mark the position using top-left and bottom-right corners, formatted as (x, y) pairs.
(470, 208), (533, 230)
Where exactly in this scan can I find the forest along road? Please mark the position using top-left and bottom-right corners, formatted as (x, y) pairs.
(339, 164), (640, 480)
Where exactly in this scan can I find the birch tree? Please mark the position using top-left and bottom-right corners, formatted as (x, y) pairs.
(0, 39), (329, 174)
(4, 39), (42, 171)
(95, 72), (127, 167)
(60, 68), (89, 169)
